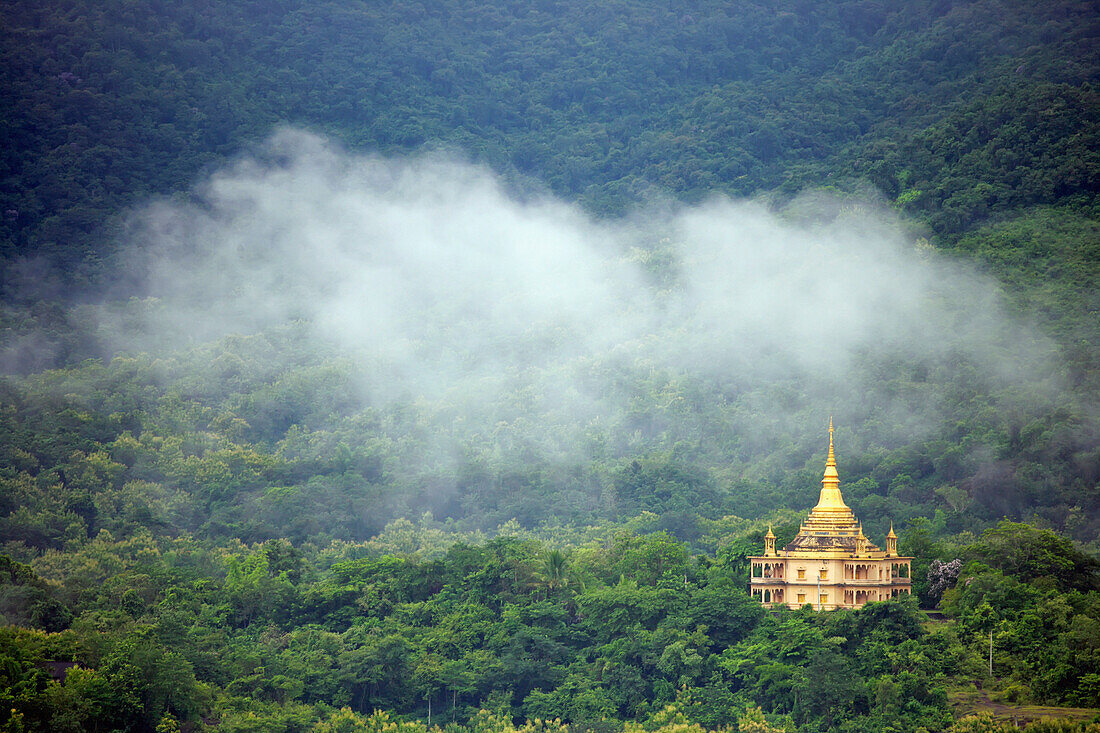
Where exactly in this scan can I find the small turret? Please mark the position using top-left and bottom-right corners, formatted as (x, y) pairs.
(886, 523), (897, 557)
(764, 525), (776, 557)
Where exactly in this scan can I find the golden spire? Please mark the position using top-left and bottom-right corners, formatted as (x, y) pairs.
(765, 524), (775, 539)
(887, 522), (897, 539)
(814, 417), (849, 512)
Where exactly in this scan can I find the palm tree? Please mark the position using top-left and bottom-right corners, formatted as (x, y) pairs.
(539, 549), (569, 598)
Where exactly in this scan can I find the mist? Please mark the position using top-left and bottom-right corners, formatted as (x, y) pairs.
(98, 128), (1060, 469)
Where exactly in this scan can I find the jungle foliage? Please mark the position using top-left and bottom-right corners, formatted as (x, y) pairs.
(3, 516), (1100, 732)
(1, 0), (1098, 278)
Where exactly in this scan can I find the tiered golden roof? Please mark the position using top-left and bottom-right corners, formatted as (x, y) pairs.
(784, 418), (882, 556)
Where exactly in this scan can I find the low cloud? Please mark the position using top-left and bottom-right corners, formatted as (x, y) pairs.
(99, 128), (1060, 459)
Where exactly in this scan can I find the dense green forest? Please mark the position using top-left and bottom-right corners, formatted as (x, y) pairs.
(3, 0), (1098, 279)
(1, 0), (1099, 730)
(5, 517), (1100, 731)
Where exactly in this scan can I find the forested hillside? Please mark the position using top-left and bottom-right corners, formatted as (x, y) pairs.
(3, 0), (1098, 269)
(1, 0), (1099, 730)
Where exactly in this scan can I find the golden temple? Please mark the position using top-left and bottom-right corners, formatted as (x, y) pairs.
(749, 420), (913, 609)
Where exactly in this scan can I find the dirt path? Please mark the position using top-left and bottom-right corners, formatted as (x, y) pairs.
(956, 687), (1099, 725)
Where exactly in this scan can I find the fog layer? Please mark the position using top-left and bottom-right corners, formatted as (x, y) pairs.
(103, 129), (1057, 457)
